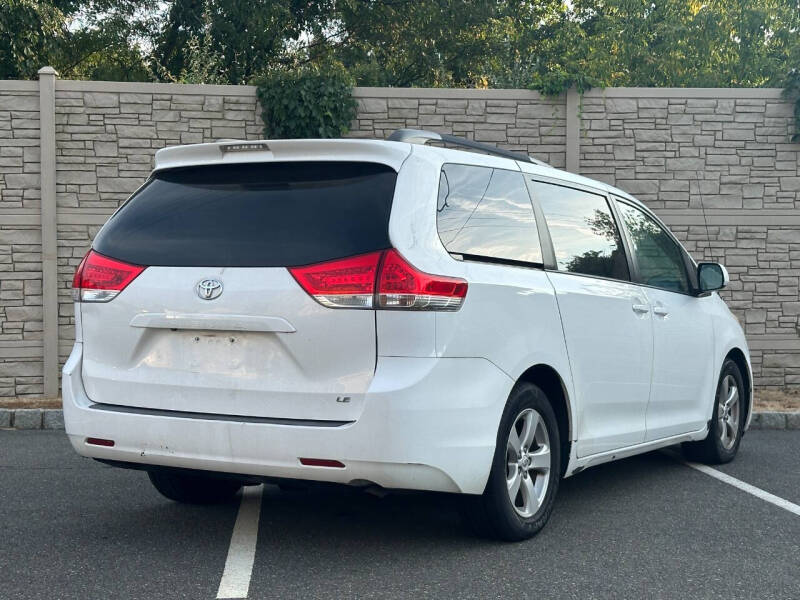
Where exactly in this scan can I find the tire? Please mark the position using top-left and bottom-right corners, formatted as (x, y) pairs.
(148, 470), (243, 504)
(682, 358), (745, 465)
(462, 382), (561, 541)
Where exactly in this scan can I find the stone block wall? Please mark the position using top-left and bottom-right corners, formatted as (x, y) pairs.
(580, 89), (800, 385)
(0, 78), (798, 397)
(0, 82), (43, 397)
(52, 83), (263, 370)
(349, 89), (566, 168)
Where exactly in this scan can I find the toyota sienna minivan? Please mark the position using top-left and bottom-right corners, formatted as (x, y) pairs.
(63, 129), (752, 540)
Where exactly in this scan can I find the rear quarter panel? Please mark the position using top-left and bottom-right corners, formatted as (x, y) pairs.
(385, 149), (576, 440)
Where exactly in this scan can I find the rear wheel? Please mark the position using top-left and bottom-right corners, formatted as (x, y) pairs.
(148, 470), (243, 504)
(463, 383), (561, 541)
(682, 358), (745, 464)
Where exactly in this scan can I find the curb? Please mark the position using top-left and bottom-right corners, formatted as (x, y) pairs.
(0, 408), (64, 430)
(748, 411), (800, 431)
(1, 409), (799, 431)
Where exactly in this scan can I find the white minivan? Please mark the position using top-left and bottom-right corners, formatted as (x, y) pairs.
(63, 129), (751, 540)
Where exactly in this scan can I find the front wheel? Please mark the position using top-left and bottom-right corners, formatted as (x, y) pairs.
(462, 383), (561, 541)
(682, 358), (745, 464)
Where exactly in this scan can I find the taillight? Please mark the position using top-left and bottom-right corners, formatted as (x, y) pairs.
(289, 251), (382, 308)
(72, 250), (146, 303)
(377, 249), (467, 310)
(289, 249), (467, 311)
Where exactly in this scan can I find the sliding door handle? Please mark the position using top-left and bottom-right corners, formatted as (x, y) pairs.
(632, 303), (650, 314)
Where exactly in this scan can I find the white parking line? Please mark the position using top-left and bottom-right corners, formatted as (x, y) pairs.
(684, 461), (800, 517)
(217, 484), (264, 599)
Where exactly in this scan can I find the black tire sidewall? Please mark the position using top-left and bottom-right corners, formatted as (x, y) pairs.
(483, 383), (561, 540)
(710, 359), (745, 461)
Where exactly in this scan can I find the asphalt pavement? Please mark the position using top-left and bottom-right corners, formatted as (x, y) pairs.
(1, 430), (797, 599)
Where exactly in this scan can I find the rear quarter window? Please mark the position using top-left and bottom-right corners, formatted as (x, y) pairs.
(436, 164), (542, 264)
(92, 162), (397, 267)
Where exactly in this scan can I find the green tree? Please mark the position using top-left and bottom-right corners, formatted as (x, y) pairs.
(255, 61), (357, 138)
(315, 0), (500, 87)
(172, 0), (228, 84)
(2, 0), (798, 108)
(0, 0), (157, 80)
(0, 0), (66, 79)
(150, 0), (323, 85)
(521, 0), (800, 92)
(59, 1), (158, 81)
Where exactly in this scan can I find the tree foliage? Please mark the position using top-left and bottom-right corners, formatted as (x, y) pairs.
(2, 0), (798, 138)
(523, 0), (800, 92)
(0, 0), (158, 81)
(0, 0), (66, 79)
(255, 62), (357, 139)
(316, 0), (501, 87)
(785, 69), (800, 142)
(150, 0), (324, 85)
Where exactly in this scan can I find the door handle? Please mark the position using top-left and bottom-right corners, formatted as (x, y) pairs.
(653, 306), (669, 317)
(632, 303), (650, 314)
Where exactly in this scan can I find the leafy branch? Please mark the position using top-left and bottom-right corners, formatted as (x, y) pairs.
(783, 69), (800, 143)
(254, 62), (357, 139)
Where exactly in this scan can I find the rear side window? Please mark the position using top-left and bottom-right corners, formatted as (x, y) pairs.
(92, 162), (397, 267)
(533, 181), (630, 281)
(436, 164), (542, 264)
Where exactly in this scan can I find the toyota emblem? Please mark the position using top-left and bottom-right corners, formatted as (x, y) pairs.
(197, 278), (223, 300)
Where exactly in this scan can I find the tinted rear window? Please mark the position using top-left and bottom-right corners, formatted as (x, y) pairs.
(92, 162), (397, 267)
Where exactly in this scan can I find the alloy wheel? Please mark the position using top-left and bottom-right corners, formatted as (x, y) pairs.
(506, 408), (551, 518)
(718, 374), (740, 450)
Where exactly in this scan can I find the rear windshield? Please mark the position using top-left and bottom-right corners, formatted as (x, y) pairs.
(92, 162), (397, 267)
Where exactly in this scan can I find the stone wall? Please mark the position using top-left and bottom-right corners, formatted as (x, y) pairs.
(348, 89), (566, 168)
(0, 76), (798, 397)
(579, 89), (800, 386)
(0, 81), (43, 398)
(53, 83), (263, 373)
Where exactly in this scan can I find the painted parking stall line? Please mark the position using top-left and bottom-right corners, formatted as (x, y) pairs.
(684, 461), (800, 517)
(217, 484), (264, 599)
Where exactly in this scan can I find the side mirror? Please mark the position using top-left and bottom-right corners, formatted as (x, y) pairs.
(697, 262), (729, 293)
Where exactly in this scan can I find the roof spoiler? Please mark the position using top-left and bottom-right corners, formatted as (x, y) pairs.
(388, 128), (550, 167)
(153, 138), (411, 172)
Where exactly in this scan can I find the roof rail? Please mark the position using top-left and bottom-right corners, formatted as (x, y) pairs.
(388, 128), (551, 167)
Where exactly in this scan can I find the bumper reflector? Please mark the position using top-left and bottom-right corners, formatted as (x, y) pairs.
(86, 437), (115, 447)
(299, 458), (345, 468)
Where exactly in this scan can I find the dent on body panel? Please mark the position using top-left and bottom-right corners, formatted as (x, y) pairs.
(387, 153), (442, 266)
(436, 263), (569, 380)
(558, 275), (636, 301)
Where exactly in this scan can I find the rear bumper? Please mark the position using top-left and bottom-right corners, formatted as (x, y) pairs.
(62, 344), (513, 494)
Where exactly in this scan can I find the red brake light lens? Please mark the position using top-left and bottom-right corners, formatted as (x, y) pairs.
(289, 249), (467, 311)
(72, 250), (146, 303)
(289, 251), (382, 308)
(377, 249), (467, 310)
